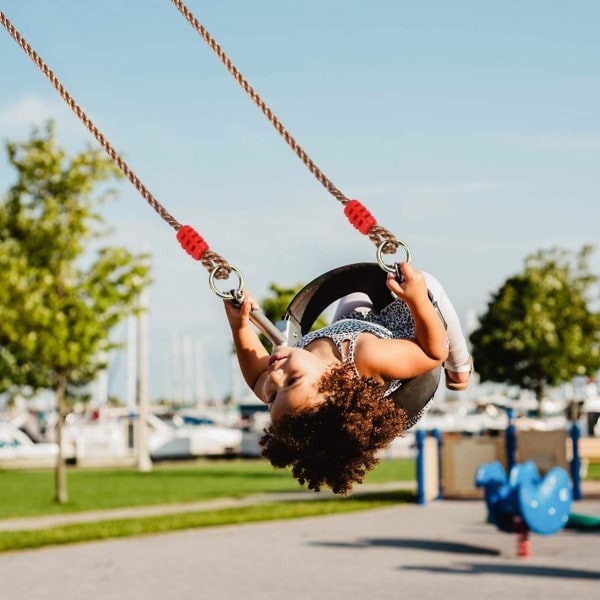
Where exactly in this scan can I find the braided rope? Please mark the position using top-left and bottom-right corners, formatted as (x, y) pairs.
(170, 0), (402, 254)
(0, 10), (234, 278)
(2, 6), (403, 267)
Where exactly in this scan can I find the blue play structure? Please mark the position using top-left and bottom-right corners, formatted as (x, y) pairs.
(476, 409), (574, 538)
(475, 460), (573, 536)
(415, 408), (582, 556)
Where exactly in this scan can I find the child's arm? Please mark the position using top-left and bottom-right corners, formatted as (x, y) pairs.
(354, 262), (449, 382)
(387, 263), (449, 360)
(223, 293), (270, 402)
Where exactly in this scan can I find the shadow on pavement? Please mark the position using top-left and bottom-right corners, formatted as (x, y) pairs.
(400, 563), (600, 580)
(311, 537), (500, 556)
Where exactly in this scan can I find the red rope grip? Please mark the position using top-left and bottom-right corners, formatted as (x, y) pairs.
(176, 225), (209, 260)
(344, 199), (376, 235)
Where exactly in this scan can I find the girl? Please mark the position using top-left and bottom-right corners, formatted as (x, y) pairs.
(224, 262), (471, 494)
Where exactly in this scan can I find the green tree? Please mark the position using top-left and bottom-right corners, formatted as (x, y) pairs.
(469, 245), (600, 410)
(0, 122), (151, 503)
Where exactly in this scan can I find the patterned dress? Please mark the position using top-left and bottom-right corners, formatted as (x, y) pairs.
(294, 298), (416, 399)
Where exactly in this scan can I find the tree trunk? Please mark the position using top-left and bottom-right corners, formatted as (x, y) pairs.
(54, 373), (69, 504)
(535, 381), (545, 420)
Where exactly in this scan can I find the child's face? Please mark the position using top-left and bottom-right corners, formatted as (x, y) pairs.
(262, 345), (330, 422)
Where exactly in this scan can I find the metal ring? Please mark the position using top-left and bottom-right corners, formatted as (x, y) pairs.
(376, 240), (412, 273)
(209, 265), (245, 299)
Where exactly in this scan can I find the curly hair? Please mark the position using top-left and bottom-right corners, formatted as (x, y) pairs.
(259, 363), (407, 495)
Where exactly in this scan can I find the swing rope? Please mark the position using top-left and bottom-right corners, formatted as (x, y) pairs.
(0, 10), (233, 279)
(170, 0), (401, 254)
(1, 4), (404, 286)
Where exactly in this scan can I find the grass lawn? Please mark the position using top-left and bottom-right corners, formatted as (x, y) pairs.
(0, 490), (414, 553)
(1, 458), (597, 520)
(586, 462), (600, 480)
(0, 457), (415, 519)
(0, 459), (415, 553)
(0, 459), (597, 553)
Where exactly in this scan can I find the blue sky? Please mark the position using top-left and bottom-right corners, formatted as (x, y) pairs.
(1, 1), (599, 403)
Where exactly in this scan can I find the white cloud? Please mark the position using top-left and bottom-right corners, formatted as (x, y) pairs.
(503, 131), (600, 153)
(0, 95), (86, 142)
(405, 181), (505, 197)
(0, 95), (55, 128)
(344, 180), (507, 223)
(351, 180), (504, 199)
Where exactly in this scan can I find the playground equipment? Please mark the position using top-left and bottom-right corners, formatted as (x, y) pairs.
(475, 460), (572, 557)
(414, 410), (588, 557)
(416, 409), (585, 502)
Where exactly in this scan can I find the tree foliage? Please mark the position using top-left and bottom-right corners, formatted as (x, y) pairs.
(0, 122), (151, 501)
(469, 245), (600, 397)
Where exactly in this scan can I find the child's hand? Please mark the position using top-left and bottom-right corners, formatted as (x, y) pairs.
(386, 262), (428, 306)
(223, 292), (259, 331)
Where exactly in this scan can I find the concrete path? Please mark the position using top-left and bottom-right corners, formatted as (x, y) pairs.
(1, 494), (598, 600)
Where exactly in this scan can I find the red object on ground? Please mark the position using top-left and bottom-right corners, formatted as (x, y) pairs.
(516, 518), (531, 558)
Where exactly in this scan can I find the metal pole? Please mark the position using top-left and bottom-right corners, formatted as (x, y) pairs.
(416, 430), (426, 505)
(570, 422), (582, 500)
(432, 428), (443, 500)
(506, 407), (517, 471)
(137, 289), (153, 472)
(225, 289), (287, 348)
(249, 308), (287, 346)
(126, 314), (137, 409)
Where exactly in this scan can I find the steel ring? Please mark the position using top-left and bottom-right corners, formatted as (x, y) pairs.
(376, 240), (412, 273)
(209, 265), (245, 299)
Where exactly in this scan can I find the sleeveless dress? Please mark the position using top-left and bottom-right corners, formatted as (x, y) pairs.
(294, 297), (416, 399)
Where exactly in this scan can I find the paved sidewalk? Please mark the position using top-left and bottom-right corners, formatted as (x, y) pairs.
(1, 495), (598, 600)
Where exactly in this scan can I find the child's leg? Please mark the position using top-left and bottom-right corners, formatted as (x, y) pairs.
(332, 293), (373, 322)
(422, 272), (471, 379)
